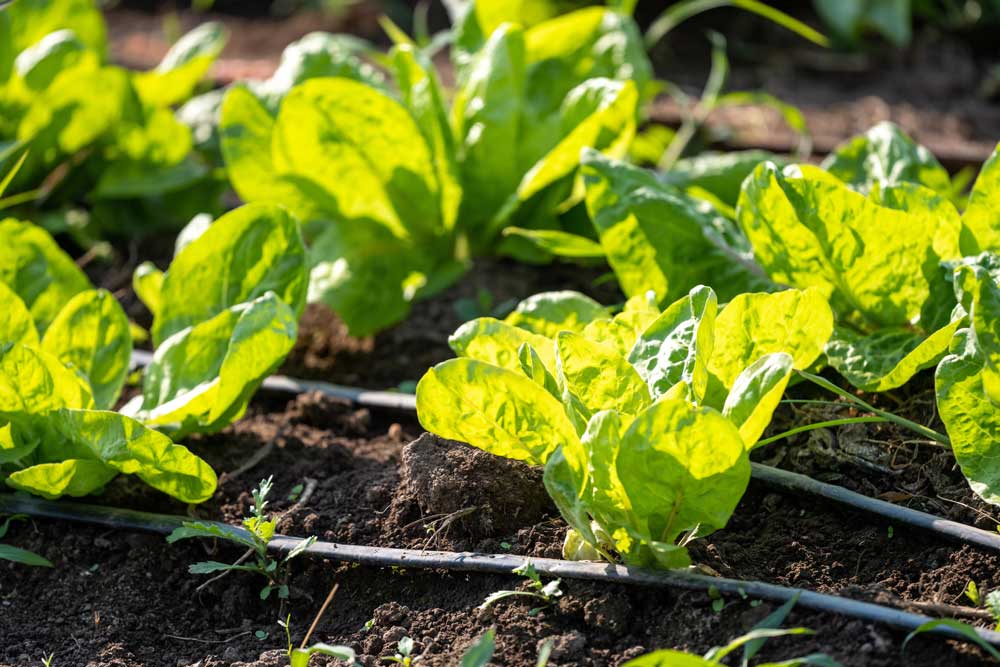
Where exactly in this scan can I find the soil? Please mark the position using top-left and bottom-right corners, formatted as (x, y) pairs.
(4, 385), (1000, 667)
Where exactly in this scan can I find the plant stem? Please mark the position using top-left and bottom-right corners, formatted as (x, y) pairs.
(796, 371), (950, 445)
(756, 416), (891, 447)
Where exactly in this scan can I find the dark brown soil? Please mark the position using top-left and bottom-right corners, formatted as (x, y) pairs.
(4, 391), (1000, 667)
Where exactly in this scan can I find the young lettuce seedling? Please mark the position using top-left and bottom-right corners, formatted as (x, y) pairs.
(480, 562), (563, 616)
(168, 476), (316, 601)
(417, 285), (834, 568)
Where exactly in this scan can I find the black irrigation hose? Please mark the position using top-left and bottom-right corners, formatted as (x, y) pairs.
(750, 464), (1000, 554)
(129, 352), (1000, 555)
(3, 494), (1000, 649)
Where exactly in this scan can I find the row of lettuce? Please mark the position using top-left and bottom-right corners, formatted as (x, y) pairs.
(6, 0), (1000, 570)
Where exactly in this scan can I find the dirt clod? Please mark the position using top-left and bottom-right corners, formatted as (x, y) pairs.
(391, 434), (554, 540)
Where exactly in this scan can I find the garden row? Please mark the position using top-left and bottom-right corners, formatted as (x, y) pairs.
(5, 0), (1000, 665)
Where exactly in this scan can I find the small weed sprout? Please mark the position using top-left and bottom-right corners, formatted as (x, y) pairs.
(382, 637), (420, 665)
(167, 476), (317, 601)
(40, 654), (54, 667)
(480, 562), (563, 616)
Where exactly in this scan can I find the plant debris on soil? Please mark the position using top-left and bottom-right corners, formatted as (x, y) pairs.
(4, 390), (1000, 667)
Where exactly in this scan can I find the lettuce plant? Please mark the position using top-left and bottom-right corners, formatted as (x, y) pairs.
(124, 203), (309, 437)
(734, 122), (1000, 392)
(416, 286), (832, 567)
(0, 201), (307, 501)
(0, 0), (227, 237)
(0, 217), (217, 502)
(219, 5), (649, 335)
(553, 122), (998, 394)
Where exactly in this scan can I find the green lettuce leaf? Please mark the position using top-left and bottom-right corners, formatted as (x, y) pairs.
(452, 23), (527, 239)
(306, 219), (444, 338)
(627, 285), (717, 402)
(41, 289), (131, 410)
(151, 203), (308, 345)
(7, 0), (107, 57)
(821, 122), (950, 194)
(7, 458), (117, 499)
(18, 65), (132, 165)
(960, 142), (1000, 255)
(132, 261), (164, 320)
(709, 288), (834, 389)
(660, 150), (785, 208)
(0, 280), (39, 348)
(133, 22), (227, 107)
(14, 29), (96, 91)
(936, 329), (1000, 505)
(825, 322), (962, 392)
(0, 342), (93, 415)
(500, 228), (605, 260)
(219, 85), (338, 227)
(504, 291), (607, 337)
(390, 43), (461, 233)
(555, 331), (650, 417)
(737, 162), (959, 327)
(132, 292), (298, 438)
(0, 341), (92, 464)
(722, 352), (794, 447)
(10, 408), (216, 502)
(581, 293), (660, 357)
(583, 151), (771, 305)
(256, 32), (386, 107)
(416, 357), (578, 466)
(0, 218), (90, 335)
(449, 317), (556, 372)
(273, 77), (445, 242)
(616, 398), (750, 566)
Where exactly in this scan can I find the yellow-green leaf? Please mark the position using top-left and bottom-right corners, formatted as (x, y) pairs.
(416, 358), (578, 466)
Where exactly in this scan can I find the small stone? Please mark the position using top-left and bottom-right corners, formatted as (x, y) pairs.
(381, 626), (408, 646)
(547, 631), (586, 661)
(372, 601), (410, 628)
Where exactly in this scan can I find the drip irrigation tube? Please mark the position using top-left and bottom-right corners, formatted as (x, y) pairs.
(129, 352), (1000, 555)
(3, 494), (999, 649)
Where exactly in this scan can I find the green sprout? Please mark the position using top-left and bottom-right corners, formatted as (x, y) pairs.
(382, 637), (420, 665)
(480, 562), (563, 616)
(167, 476), (316, 601)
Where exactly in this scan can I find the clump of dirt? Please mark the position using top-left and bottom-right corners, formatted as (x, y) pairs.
(389, 434), (554, 542)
